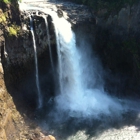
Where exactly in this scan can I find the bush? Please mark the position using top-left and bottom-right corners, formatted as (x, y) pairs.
(0, 13), (7, 24)
(0, 0), (18, 4)
(8, 24), (20, 36)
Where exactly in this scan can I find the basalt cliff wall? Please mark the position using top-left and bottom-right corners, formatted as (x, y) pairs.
(94, 2), (140, 95)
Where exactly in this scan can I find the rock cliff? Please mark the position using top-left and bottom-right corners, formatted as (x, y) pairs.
(94, 2), (140, 95)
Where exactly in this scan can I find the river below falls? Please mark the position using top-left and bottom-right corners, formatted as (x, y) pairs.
(32, 99), (140, 140)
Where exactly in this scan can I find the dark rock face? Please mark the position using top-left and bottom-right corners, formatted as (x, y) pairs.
(56, 2), (96, 25)
(0, 5), (57, 109)
(3, 13), (55, 66)
(93, 2), (140, 96)
(57, 9), (63, 18)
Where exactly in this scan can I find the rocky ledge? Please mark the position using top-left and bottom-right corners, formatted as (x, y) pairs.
(20, 1), (96, 25)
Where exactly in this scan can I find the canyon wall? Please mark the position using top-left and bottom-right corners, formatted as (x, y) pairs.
(94, 2), (140, 95)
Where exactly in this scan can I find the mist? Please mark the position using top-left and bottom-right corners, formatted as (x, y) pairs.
(43, 12), (126, 123)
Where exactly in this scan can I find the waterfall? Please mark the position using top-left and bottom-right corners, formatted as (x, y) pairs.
(29, 16), (42, 108)
(23, 5), (123, 118)
(47, 11), (123, 119)
(43, 15), (54, 72)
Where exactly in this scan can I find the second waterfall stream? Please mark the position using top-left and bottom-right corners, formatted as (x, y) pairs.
(30, 16), (42, 108)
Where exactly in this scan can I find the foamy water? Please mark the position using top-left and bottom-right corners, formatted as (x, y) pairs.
(47, 11), (123, 119)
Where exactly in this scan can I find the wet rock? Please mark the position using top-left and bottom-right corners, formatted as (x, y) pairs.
(57, 9), (63, 18)
(118, 6), (130, 29)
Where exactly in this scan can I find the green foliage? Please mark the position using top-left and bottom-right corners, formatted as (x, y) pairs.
(0, 0), (21, 36)
(2, 0), (10, 4)
(8, 24), (20, 36)
(0, 10), (9, 26)
(0, 0), (18, 4)
(0, 0), (9, 4)
(0, 13), (7, 24)
(9, 26), (17, 36)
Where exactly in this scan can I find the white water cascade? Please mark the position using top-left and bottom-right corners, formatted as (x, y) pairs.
(47, 12), (123, 119)
(30, 16), (42, 108)
(43, 15), (54, 72)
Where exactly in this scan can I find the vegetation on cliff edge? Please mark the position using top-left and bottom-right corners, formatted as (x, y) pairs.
(0, 0), (21, 36)
(0, 0), (18, 4)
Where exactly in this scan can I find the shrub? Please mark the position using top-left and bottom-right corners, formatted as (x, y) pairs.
(0, 13), (7, 24)
(0, 0), (18, 4)
(8, 24), (20, 36)
(0, 0), (10, 4)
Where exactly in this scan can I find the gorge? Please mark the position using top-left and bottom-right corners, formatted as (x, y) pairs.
(0, 0), (140, 140)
